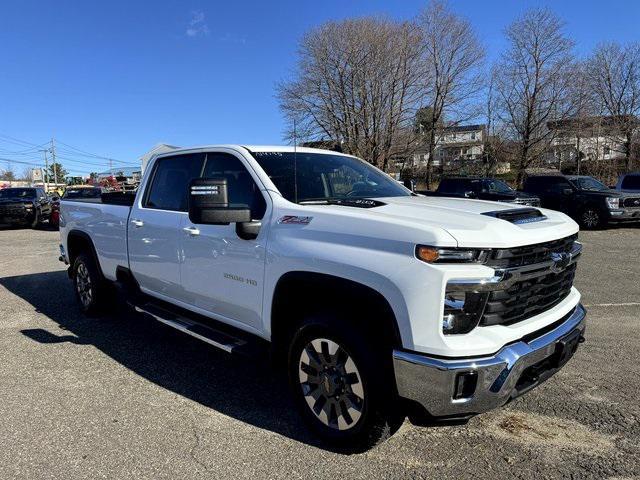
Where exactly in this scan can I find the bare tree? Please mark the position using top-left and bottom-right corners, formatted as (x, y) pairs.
(585, 42), (640, 171)
(417, 0), (485, 185)
(493, 8), (575, 185)
(0, 169), (16, 181)
(277, 17), (424, 170)
(21, 167), (35, 182)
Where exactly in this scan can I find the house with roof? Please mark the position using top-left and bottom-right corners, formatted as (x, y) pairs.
(411, 124), (486, 167)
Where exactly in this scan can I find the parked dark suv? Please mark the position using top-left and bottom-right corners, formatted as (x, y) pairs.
(523, 175), (639, 229)
(421, 177), (541, 206)
(0, 187), (52, 228)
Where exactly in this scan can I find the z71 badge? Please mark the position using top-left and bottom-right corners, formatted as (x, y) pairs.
(277, 215), (313, 225)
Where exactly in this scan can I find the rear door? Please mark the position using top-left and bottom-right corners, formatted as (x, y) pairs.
(128, 153), (205, 300)
(179, 150), (269, 331)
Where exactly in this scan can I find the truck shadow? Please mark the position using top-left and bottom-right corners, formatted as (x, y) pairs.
(0, 270), (327, 450)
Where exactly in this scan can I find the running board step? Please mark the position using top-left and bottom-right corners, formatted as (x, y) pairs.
(132, 302), (247, 354)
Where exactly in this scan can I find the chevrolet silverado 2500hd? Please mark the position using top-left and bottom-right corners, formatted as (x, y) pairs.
(59, 145), (586, 449)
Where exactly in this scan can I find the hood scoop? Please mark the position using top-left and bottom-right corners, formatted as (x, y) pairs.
(481, 208), (547, 225)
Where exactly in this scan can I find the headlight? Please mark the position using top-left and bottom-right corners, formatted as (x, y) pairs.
(416, 246), (488, 263)
(24, 204), (34, 210)
(606, 197), (619, 209)
(442, 289), (489, 334)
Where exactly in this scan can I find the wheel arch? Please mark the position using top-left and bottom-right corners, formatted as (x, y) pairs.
(269, 271), (404, 362)
(66, 229), (105, 280)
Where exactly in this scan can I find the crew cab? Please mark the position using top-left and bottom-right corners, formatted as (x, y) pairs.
(0, 187), (52, 228)
(420, 177), (540, 206)
(59, 146), (586, 449)
(523, 174), (640, 229)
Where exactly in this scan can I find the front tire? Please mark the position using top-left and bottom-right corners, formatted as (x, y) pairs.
(579, 208), (602, 229)
(288, 315), (402, 451)
(72, 253), (108, 315)
(30, 211), (40, 229)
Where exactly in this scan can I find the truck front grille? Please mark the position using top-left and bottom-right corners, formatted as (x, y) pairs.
(0, 205), (25, 215)
(486, 234), (577, 269)
(481, 263), (577, 326)
(480, 235), (579, 326)
(622, 197), (640, 208)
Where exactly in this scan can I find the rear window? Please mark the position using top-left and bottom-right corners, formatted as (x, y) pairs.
(63, 188), (102, 199)
(144, 154), (205, 211)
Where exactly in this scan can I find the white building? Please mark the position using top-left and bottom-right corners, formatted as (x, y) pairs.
(546, 116), (637, 165)
(140, 143), (179, 173)
(412, 124), (486, 166)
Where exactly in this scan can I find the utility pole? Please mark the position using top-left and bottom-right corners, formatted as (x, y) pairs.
(51, 138), (58, 188)
(43, 150), (49, 192)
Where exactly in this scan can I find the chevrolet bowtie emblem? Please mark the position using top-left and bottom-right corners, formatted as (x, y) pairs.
(550, 252), (571, 272)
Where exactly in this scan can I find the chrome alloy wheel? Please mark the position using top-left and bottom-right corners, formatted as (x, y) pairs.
(76, 263), (93, 307)
(582, 209), (600, 228)
(298, 338), (364, 431)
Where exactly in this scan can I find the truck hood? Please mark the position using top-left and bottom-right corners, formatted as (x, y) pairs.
(375, 196), (578, 247)
(301, 195), (578, 249)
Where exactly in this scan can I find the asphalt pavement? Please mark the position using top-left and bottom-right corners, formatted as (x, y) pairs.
(0, 225), (638, 479)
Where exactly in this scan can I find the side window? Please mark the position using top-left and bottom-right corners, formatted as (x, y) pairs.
(145, 153), (205, 211)
(457, 180), (472, 194)
(438, 179), (455, 193)
(546, 178), (571, 193)
(202, 152), (266, 220)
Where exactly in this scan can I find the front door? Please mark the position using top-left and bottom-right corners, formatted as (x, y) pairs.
(543, 178), (574, 213)
(179, 150), (269, 331)
(128, 153), (205, 300)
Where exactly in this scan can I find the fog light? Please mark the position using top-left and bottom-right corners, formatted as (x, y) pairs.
(442, 290), (488, 334)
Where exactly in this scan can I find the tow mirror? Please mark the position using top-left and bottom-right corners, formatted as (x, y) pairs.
(188, 178), (251, 225)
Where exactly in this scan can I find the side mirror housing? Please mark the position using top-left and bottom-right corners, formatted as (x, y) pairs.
(188, 178), (251, 225)
(562, 188), (573, 195)
(464, 190), (477, 198)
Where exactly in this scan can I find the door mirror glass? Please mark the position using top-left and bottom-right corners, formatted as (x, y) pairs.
(188, 178), (251, 225)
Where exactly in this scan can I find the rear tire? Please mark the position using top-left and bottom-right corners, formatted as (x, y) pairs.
(72, 253), (109, 315)
(288, 314), (403, 451)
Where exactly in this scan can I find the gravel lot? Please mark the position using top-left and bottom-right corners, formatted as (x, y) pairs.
(0, 225), (638, 479)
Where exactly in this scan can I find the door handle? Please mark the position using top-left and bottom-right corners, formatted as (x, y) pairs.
(183, 226), (200, 236)
(131, 219), (144, 228)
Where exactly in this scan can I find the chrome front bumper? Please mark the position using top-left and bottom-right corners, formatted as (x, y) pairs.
(393, 303), (586, 417)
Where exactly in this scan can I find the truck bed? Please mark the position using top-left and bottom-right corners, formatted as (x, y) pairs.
(60, 199), (132, 281)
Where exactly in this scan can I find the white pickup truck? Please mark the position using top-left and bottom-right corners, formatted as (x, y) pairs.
(59, 145), (586, 449)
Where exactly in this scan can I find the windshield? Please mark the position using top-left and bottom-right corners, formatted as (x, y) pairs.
(621, 175), (640, 190)
(63, 188), (101, 199)
(251, 151), (410, 203)
(0, 188), (36, 199)
(569, 177), (609, 191)
(482, 179), (513, 194)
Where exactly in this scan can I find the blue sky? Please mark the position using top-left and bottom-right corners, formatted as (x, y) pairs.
(0, 0), (638, 175)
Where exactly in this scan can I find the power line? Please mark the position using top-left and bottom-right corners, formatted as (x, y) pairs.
(0, 133), (139, 168)
(54, 139), (134, 165)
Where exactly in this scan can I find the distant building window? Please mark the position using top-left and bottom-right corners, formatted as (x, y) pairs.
(603, 146), (611, 156)
(471, 132), (476, 140)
